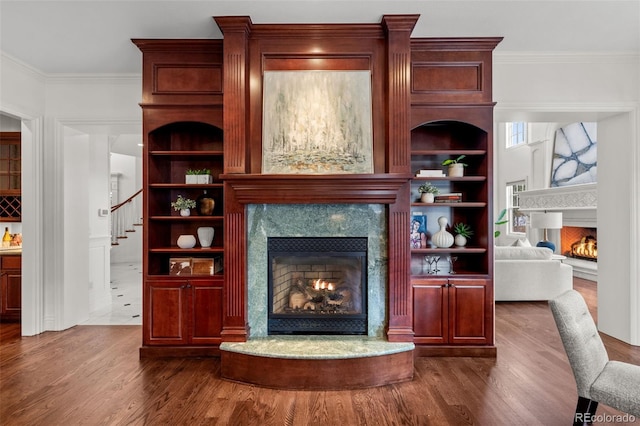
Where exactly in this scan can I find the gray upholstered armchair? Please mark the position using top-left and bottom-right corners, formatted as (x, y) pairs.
(549, 290), (640, 425)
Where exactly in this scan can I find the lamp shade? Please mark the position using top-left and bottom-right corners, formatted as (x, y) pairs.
(530, 212), (563, 230)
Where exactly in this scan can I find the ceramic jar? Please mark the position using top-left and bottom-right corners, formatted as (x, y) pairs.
(177, 234), (196, 249)
(197, 227), (215, 248)
(420, 193), (435, 203)
(432, 216), (454, 248)
(454, 234), (467, 247)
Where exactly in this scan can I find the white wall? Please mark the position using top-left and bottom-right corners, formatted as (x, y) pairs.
(598, 112), (638, 344)
(61, 129), (90, 327)
(89, 134), (112, 313)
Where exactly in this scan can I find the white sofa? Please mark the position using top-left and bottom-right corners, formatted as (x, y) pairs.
(494, 246), (573, 301)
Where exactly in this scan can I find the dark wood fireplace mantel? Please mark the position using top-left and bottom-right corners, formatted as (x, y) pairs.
(221, 174), (410, 205)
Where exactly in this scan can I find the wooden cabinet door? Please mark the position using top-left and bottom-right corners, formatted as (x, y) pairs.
(448, 278), (492, 345)
(190, 282), (223, 345)
(4, 271), (21, 315)
(413, 278), (448, 344)
(1, 271), (21, 320)
(145, 280), (189, 345)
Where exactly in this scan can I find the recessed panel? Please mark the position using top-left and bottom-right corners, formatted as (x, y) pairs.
(412, 63), (481, 92)
(154, 65), (222, 94)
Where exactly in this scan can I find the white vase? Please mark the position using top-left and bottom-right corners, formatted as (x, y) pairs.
(454, 234), (467, 247)
(420, 193), (435, 203)
(432, 216), (454, 248)
(197, 227), (215, 248)
(177, 234), (196, 249)
(180, 209), (191, 217)
(448, 164), (464, 177)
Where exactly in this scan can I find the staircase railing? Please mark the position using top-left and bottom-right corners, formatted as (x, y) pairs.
(111, 189), (143, 245)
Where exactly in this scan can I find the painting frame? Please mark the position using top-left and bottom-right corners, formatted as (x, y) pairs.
(550, 122), (597, 187)
(262, 70), (374, 174)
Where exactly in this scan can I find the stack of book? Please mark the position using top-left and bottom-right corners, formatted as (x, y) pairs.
(434, 192), (462, 203)
(416, 169), (445, 177)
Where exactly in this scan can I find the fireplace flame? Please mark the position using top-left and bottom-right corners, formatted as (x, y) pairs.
(571, 236), (597, 260)
(314, 279), (334, 291)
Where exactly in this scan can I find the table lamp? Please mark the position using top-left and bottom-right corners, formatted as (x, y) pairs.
(530, 212), (563, 252)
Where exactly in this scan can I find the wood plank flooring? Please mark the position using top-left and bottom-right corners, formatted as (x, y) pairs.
(1, 278), (639, 425)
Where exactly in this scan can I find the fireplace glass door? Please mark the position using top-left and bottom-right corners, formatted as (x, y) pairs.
(267, 237), (367, 335)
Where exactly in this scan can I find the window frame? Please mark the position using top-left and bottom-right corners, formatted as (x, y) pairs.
(505, 122), (529, 148)
(506, 179), (528, 235)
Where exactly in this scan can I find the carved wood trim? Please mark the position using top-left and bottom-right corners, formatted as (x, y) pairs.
(222, 174), (409, 205)
(216, 16), (251, 174)
(383, 15), (418, 174)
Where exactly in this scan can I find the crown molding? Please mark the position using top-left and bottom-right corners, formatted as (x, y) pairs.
(1, 51), (46, 82)
(1, 52), (140, 83)
(45, 73), (141, 84)
(494, 51), (639, 65)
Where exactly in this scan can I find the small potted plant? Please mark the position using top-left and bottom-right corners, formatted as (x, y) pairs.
(452, 222), (473, 247)
(442, 155), (467, 177)
(418, 182), (439, 203)
(196, 168), (212, 184)
(185, 169), (199, 184)
(185, 168), (212, 184)
(171, 195), (196, 216)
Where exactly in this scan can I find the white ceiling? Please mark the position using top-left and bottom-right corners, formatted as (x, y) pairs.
(1, 1), (639, 75)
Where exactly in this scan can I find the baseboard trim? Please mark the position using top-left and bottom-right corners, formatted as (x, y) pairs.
(414, 345), (497, 357)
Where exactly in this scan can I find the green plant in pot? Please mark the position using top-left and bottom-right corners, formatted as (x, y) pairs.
(418, 182), (439, 203)
(171, 195), (196, 216)
(186, 168), (212, 184)
(442, 155), (468, 177)
(452, 222), (473, 247)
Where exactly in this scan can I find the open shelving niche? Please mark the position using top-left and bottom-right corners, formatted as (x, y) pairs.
(146, 121), (225, 278)
(409, 120), (490, 278)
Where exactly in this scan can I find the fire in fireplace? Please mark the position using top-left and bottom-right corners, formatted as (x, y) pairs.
(267, 237), (367, 335)
(561, 226), (598, 261)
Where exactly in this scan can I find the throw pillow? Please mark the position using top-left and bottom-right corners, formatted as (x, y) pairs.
(511, 238), (532, 247)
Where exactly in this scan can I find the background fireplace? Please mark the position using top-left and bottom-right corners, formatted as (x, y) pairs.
(561, 226), (598, 261)
(268, 237), (368, 335)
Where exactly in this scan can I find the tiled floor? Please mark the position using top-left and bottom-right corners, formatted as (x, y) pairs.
(82, 262), (142, 325)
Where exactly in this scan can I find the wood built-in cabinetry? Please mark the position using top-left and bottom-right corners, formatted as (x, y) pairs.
(0, 254), (21, 321)
(0, 132), (21, 221)
(135, 18), (501, 358)
(134, 40), (225, 356)
(409, 39), (501, 355)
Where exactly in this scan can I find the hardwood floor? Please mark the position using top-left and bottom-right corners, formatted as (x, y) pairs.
(1, 278), (638, 425)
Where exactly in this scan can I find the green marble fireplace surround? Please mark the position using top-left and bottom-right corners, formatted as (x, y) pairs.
(246, 203), (388, 338)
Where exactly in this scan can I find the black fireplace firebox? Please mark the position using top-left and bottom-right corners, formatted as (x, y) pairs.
(267, 237), (368, 335)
